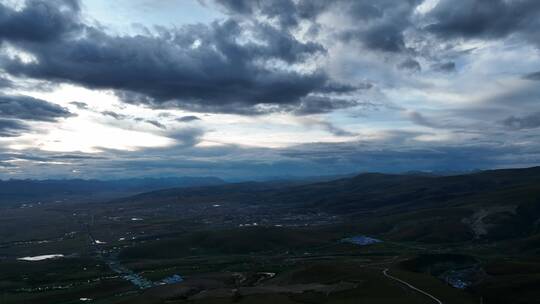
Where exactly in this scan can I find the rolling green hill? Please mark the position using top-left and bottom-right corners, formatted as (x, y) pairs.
(119, 167), (540, 245)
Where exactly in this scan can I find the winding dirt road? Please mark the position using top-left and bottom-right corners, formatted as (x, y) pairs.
(383, 268), (443, 304)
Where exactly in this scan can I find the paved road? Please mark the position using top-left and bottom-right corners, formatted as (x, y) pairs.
(383, 268), (443, 304)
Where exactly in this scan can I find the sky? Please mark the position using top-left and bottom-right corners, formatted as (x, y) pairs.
(0, 0), (540, 180)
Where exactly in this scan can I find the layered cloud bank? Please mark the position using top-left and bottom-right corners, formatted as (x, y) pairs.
(0, 0), (539, 179)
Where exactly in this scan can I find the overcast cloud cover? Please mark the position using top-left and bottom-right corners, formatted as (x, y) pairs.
(0, 0), (539, 179)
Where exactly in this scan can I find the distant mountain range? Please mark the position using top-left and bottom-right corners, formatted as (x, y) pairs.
(117, 166), (540, 247)
(0, 177), (225, 204)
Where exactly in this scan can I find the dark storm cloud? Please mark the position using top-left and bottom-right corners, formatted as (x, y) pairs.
(0, 0), (81, 43)
(213, 0), (420, 41)
(293, 96), (369, 116)
(332, 0), (421, 53)
(144, 119), (166, 129)
(212, 0), (254, 14)
(1, 153), (48, 162)
(0, 0), (357, 115)
(1, 0), (538, 117)
(69, 101), (88, 110)
(0, 94), (73, 121)
(101, 111), (128, 120)
(502, 112), (540, 130)
(426, 0), (540, 41)
(432, 61), (456, 73)
(398, 58), (421, 72)
(167, 128), (205, 147)
(313, 121), (357, 137)
(176, 115), (201, 123)
(523, 71), (540, 81)
(49, 154), (107, 160)
(250, 0), (422, 53)
(0, 75), (13, 88)
(0, 151), (106, 164)
(278, 140), (529, 173)
(0, 118), (29, 137)
(341, 23), (406, 53)
(315, 82), (371, 94)
(212, 0), (540, 60)
(214, 0), (334, 25)
(407, 111), (479, 131)
(408, 111), (439, 128)
(92, 104), (202, 131)
(0, 93), (73, 137)
(101, 111), (167, 129)
(212, 0), (298, 28)
(0, 161), (15, 168)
